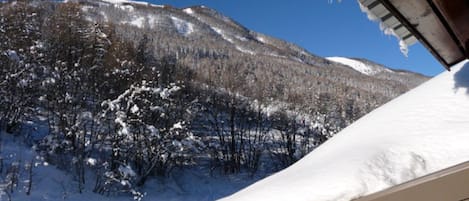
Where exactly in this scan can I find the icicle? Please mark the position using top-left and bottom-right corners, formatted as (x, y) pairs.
(358, 0), (410, 57)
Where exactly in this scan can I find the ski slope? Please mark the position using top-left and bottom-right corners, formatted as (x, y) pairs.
(220, 60), (469, 201)
(326, 56), (376, 75)
(326, 57), (394, 76)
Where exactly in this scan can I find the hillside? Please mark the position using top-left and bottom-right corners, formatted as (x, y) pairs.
(221, 60), (469, 201)
(76, 0), (429, 130)
(0, 1), (429, 200)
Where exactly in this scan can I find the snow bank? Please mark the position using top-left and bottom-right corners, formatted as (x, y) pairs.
(220, 60), (469, 201)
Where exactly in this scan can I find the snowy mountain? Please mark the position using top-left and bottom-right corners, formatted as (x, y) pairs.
(76, 0), (429, 117)
(78, 0), (328, 66)
(220, 60), (469, 201)
(80, 0), (425, 77)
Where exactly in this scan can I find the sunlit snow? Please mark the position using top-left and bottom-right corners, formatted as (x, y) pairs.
(147, 15), (159, 28)
(326, 56), (375, 75)
(129, 16), (145, 28)
(86, 158), (97, 166)
(236, 46), (255, 55)
(256, 36), (266, 43)
(212, 27), (234, 43)
(234, 35), (248, 42)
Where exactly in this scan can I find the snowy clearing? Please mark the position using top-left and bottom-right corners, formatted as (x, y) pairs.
(326, 57), (376, 75)
(221, 60), (469, 201)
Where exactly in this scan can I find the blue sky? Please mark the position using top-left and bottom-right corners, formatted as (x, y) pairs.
(148, 0), (443, 76)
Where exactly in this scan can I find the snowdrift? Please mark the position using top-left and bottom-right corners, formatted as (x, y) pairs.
(220, 60), (469, 201)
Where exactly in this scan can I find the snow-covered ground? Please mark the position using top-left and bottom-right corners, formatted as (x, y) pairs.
(0, 130), (263, 201)
(0, 119), (264, 201)
(220, 60), (469, 201)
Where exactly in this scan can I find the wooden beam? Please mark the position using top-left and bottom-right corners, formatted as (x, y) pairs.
(377, 0), (452, 70)
(464, 40), (469, 59)
(426, 0), (466, 59)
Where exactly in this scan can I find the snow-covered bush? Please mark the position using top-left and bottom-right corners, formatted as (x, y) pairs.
(97, 80), (202, 193)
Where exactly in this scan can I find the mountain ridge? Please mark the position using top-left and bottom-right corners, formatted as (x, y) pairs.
(83, 0), (428, 72)
(76, 0), (430, 130)
(80, 0), (355, 68)
(101, 0), (428, 78)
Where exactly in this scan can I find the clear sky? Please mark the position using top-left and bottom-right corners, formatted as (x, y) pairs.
(147, 0), (444, 76)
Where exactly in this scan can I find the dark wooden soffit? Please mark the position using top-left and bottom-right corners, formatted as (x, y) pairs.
(360, 0), (469, 70)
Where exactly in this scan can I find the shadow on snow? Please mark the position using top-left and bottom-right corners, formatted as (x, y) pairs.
(453, 61), (469, 94)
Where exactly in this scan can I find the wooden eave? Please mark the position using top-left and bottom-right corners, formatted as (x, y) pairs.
(360, 0), (469, 70)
